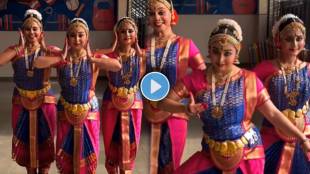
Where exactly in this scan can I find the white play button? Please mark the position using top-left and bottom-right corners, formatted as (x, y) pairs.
(141, 72), (170, 101)
(150, 79), (162, 94)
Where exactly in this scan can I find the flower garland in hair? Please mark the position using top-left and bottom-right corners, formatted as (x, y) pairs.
(115, 17), (138, 33)
(272, 13), (304, 38)
(24, 9), (42, 21)
(216, 18), (243, 42)
(70, 18), (89, 32)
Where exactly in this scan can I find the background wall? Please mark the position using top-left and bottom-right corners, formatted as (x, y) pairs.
(0, 31), (113, 77)
(0, 1), (268, 77)
(173, 15), (262, 63)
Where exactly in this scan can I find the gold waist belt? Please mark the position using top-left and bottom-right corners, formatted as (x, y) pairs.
(59, 97), (91, 116)
(275, 102), (309, 142)
(58, 111), (98, 121)
(282, 102), (309, 120)
(204, 128), (258, 157)
(109, 83), (139, 97)
(16, 84), (51, 99)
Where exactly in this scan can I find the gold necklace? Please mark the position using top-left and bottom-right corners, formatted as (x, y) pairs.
(155, 36), (171, 47)
(25, 44), (40, 52)
(24, 47), (40, 77)
(278, 59), (300, 106)
(210, 68), (232, 119)
(119, 49), (135, 85)
(214, 72), (231, 85)
(278, 59), (296, 74)
(69, 56), (83, 87)
(150, 37), (172, 72)
(70, 51), (86, 63)
(119, 49), (133, 59)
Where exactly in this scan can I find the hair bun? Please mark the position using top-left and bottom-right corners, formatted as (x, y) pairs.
(70, 18), (89, 31)
(24, 9), (42, 21)
(217, 18), (242, 42)
(272, 13), (303, 38)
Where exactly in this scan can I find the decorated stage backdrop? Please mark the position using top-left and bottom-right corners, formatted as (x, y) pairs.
(173, 0), (258, 14)
(0, 0), (116, 31)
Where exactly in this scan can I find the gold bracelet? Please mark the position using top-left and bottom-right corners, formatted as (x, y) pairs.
(14, 46), (20, 57)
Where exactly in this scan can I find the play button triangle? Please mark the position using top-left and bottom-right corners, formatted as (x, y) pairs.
(150, 79), (161, 94)
(140, 72), (170, 101)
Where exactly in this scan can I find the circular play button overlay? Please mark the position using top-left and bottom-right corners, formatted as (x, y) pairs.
(140, 72), (170, 101)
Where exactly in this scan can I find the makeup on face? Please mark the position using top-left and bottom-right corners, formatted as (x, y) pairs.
(148, 2), (172, 30)
(117, 22), (137, 46)
(68, 26), (88, 50)
(23, 22), (42, 43)
(279, 28), (305, 56)
(209, 43), (237, 74)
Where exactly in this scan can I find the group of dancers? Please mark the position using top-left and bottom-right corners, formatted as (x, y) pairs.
(0, 0), (310, 174)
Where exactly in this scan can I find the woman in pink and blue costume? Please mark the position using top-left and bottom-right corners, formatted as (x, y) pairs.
(34, 18), (121, 174)
(0, 9), (57, 174)
(145, 0), (206, 173)
(253, 14), (310, 174)
(100, 17), (145, 174)
(157, 18), (310, 174)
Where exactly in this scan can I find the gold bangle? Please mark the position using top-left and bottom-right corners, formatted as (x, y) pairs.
(14, 46), (20, 57)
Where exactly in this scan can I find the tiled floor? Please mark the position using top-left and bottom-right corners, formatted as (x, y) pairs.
(0, 79), (203, 174)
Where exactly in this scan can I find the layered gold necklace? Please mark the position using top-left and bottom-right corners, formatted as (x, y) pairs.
(24, 46), (40, 77)
(210, 68), (232, 119)
(69, 56), (84, 87)
(118, 48), (135, 85)
(278, 59), (301, 106)
(150, 36), (173, 72)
